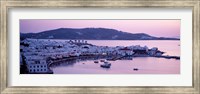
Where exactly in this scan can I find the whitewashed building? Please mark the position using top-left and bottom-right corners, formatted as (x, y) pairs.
(26, 59), (49, 73)
(118, 47), (134, 56)
(25, 55), (49, 73)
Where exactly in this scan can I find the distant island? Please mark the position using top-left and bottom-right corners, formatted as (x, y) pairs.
(20, 28), (179, 40)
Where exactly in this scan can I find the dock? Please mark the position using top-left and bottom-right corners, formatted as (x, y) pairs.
(155, 55), (180, 60)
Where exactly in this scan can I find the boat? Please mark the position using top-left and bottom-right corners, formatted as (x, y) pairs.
(100, 60), (105, 62)
(100, 62), (111, 68)
(94, 60), (99, 63)
(133, 68), (139, 71)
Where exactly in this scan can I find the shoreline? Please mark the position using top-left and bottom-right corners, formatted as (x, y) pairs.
(47, 54), (180, 67)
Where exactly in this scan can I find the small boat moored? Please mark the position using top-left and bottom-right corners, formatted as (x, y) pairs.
(133, 68), (139, 71)
(100, 59), (105, 62)
(100, 61), (111, 68)
(94, 60), (99, 63)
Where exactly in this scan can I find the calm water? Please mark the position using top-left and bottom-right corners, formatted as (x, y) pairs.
(50, 40), (180, 74)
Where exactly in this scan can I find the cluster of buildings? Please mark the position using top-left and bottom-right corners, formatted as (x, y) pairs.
(20, 39), (164, 74)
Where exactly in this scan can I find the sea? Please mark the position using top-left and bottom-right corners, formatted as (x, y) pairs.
(50, 40), (180, 74)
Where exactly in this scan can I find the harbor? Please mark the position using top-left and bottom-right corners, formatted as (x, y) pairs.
(20, 39), (180, 74)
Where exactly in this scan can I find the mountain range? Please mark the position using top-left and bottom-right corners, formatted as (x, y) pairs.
(20, 28), (179, 40)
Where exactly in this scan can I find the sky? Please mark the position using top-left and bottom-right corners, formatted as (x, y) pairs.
(20, 20), (180, 38)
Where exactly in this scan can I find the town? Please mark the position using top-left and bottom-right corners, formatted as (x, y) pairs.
(20, 39), (180, 74)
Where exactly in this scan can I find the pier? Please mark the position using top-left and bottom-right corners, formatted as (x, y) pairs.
(155, 55), (180, 60)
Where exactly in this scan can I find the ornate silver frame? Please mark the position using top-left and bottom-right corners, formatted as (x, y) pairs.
(0, 0), (199, 94)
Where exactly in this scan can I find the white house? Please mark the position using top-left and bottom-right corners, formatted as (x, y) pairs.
(26, 59), (49, 73)
(118, 47), (134, 56)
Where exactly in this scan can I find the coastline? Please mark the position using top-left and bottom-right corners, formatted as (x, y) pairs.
(20, 39), (180, 74)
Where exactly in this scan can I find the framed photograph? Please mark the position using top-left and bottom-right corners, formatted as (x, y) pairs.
(1, 0), (199, 94)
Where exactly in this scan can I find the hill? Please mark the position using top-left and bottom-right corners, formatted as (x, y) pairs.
(20, 28), (179, 40)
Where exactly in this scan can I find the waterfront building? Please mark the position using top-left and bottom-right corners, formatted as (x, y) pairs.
(118, 47), (134, 56)
(26, 58), (49, 73)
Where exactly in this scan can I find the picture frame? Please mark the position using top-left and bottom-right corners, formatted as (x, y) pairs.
(0, 0), (199, 94)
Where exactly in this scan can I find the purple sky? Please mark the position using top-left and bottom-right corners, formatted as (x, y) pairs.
(20, 20), (180, 38)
